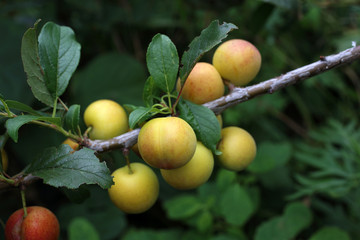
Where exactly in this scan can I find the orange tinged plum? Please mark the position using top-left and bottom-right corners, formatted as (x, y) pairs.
(62, 138), (79, 151)
(213, 39), (261, 86)
(177, 62), (225, 104)
(217, 126), (256, 171)
(138, 117), (197, 169)
(161, 141), (214, 190)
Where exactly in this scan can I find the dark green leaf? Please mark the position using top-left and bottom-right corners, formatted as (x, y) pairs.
(309, 227), (351, 240)
(178, 100), (221, 154)
(61, 185), (91, 204)
(123, 228), (182, 240)
(248, 142), (292, 173)
(164, 195), (203, 219)
(146, 34), (179, 93)
(65, 104), (80, 133)
(21, 20), (54, 106)
(68, 217), (100, 240)
(38, 22), (81, 98)
(196, 210), (213, 233)
(71, 53), (146, 107)
(128, 106), (154, 129)
(25, 145), (113, 189)
(5, 115), (61, 142)
(5, 100), (43, 116)
(219, 184), (254, 226)
(143, 76), (162, 107)
(179, 20), (237, 85)
(254, 202), (312, 240)
(215, 169), (237, 190)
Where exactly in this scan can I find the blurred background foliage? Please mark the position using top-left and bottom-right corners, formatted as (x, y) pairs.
(1, 0), (360, 239)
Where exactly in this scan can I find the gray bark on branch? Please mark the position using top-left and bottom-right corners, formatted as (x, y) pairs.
(84, 45), (360, 152)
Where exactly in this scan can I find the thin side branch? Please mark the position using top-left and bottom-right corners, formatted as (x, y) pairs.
(85, 45), (360, 152)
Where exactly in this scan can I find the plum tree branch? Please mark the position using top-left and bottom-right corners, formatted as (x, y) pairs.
(84, 44), (360, 152)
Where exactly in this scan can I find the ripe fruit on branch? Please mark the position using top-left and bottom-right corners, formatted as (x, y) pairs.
(1, 148), (8, 172)
(62, 138), (79, 151)
(217, 126), (256, 171)
(84, 99), (128, 140)
(161, 141), (214, 190)
(213, 39), (261, 86)
(137, 117), (197, 169)
(108, 162), (159, 214)
(177, 62), (225, 104)
(5, 206), (60, 240)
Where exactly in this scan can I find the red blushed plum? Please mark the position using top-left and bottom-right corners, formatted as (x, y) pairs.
(5, 206), (60, 240)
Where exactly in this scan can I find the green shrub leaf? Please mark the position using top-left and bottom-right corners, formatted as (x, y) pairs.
(146, 34), (179, 93)
(309, 227), (351, 240)
(5, 100), (43, 116)
(68, 217), (100, 240)
(164, 195), (203, 219)
(255, 202), (313, 240)
(179, 20), (237, 85)
(143, 76), (162, 107)
(219, 184), (255, 226)
(38, 21), (81, 99)
(21, 20), (54, 106)
(5, 115), (61, 142)
(65, 104), (81, 133)
(128, 106), (154, 129)
(25, 145), (113, 189)
(248, 142), (292, 173)
(178, 100), (221, 154)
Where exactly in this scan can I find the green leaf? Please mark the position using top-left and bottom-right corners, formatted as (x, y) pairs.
(143, 76), (162, 107)
(38, 21), (81, 98)
(215, 169), (237, 190)
(164, 195), (203, 219)
(21, 20), (54, 106)
(178, 100), (221, 154)
(128, 106), (153, 129)
(309, 227), (351, 240)
(219, 184), (255, 226)
(71, 53), (146, 107)
(65, 104), (80, 133)
(248, 142), (292, 173)
(5, 115), (61, 142)
(5, 100), (43, 116)
(61, 185), (91, 204)
(68, 217), (100, 240)
(25, 145), (113, 189)
(123, 228), (182, 240)
(196, 210), (213, 233)
(254, 202), (313, 240)
(179, 20), (237, 85)
(146, 34), (179, 93)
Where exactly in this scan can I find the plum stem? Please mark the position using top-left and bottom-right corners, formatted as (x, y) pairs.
(20, 187), (27, 218)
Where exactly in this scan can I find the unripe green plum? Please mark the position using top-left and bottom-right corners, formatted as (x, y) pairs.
(177, 62), (225, 104)
(213, 39), (261, 86)
(108, 162), (159, 214)
(161, 141), (214, 190)
(84, 99), (128, 140)
(138, 117), (197, 169)
(217, 126), (256, 171)
(5, 206), (60, 240)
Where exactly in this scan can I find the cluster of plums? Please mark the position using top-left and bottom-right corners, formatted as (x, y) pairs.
(90, 39), (260, 214)
(3, 39), (261, 240)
